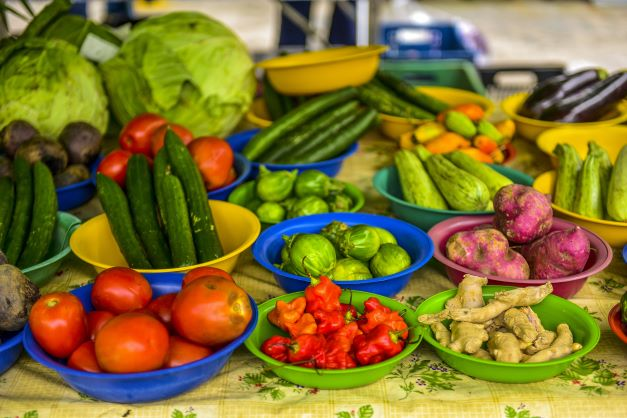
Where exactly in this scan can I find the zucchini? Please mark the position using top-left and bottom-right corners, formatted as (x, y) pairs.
(375, 70), (449, 114)
(164, 130), (223, 262)
(161, 174), (197, 267)
(445, 151), (512, 199)
(243, 87), (358, 160)
(4, 158), (33, 265)
(553, 143), (581, 211)
(358, 84), (435, 120)
(395, 149), (447, 209)
(96, 173), (152, 268)
(589, 141), (612, 213)
(17, 162), (58, 268)
(572, 144), (603, 219)
(444, 111), (477, 138)
(606, 145), (627, 222)
(0, 177), (15, 251)
(476, 120), (504, 144)
(126, 154), (172, 268)
(153, 148), (171, 230)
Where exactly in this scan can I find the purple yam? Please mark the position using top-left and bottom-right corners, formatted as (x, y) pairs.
(446, 228), (510, 270)
(494, 184), (553, 244)
(521, 227), (591, 280)
(488, 249), (530, 280)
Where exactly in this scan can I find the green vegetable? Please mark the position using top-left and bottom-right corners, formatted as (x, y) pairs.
(262, 73), (291, 120)
(285, 233), (336, 277)
(152, 148), (171, 230)
(621, 291), (627, 325)
(395, 149), (447, 210)
(573, 143), (604, 219)
(371, 226), (397, 245)
(606, 145), (627, 222)
(0, 38), (108, 139)
(21, 0), (72, 39)
(476, 120), (504, 143)
(375, 70), (449, 114)
(327, 193), (353, 212)
(369, 243), (411, 277)
(280, 197), (298, 211)
(445, 151), (512, 199)
(256, 202), (286, 223)
(228, 180), (256, 207)
(4, 158), (32, 265)
(338, 224), (381, 262)
(281, 244), (291, 265)
(161, 174), (197, 267)
(320, 221), (350, 250)
(553, 143), (582, 211)
(288, 196), (329, 218)
(357, 84), (434, 120)
(256, 166), (297, 202)
(100, 12), (256, 137)
(0, 178), (14, 251)
(589, 141), (612, 213)
(294, 170), (340, 198)
(444, 111), (476, 138)
(330, 258), (372, 281)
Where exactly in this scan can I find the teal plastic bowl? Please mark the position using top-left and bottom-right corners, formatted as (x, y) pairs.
(22, 212), (82, 287)
(415, 285), (601, 383)
(245, 290), (423, 389)
(372, 165), (534, 231)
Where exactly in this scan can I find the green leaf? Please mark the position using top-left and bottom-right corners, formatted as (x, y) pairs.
(504, 406), (517, 418)
(559, 369), (581, 380)
(171, 410), (185, 418)
(358, 405), (374, 418)
(592, 369), (615, 386)
(184, 412), (197, 418)
(242, 372), (267, 385)
(580, 385), (604, 395)
(336, 413), (352, 418)
(269, 388), (285, 401)
(568, 357), (600, 376)
(518, 411), (531, 418)
(23, 412), (39, 418)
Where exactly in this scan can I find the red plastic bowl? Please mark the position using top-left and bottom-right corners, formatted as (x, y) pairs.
(428, 215), (613, 299)
(608, 304), (627, 344)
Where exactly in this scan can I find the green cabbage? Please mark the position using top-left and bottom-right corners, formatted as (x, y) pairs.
(100, 12), (256, 137)
(0, 38), (109, 138)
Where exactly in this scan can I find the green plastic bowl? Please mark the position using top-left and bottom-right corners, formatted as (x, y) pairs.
(415, 285), (601, 383)
(244, 290), (422, 389)
(372, 165), (533, 231)
(22, 212), (82, 287)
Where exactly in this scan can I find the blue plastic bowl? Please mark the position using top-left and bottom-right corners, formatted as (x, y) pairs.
(0, 331), (23, 375)
(227, 129), (358, 178)
(22, 275), (258, 403)
(56, 155), (102, 210)
(623, 245), (627, 264)
(253, 212), (434, 296)
(207, 152), (251, 201)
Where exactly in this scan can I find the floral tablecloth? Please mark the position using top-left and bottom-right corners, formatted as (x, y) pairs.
(1, 130), (626, 418)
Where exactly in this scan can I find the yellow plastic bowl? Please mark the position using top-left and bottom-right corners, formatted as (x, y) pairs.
(70, 200), (261, 274)
(257, 46), (388, 95)
(501, 93), (627, 142)
(246, 98), (272, 128)
(533, 171), (627, 247)
(537, 125), (627, 167)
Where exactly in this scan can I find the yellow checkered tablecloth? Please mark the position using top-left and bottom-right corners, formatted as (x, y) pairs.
(1, 132), (625, 418)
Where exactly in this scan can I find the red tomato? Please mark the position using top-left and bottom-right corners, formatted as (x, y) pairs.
(151, 124), (194, 156)
(187, 137), (234, 190)
(171, 277), (252, 346)
(164, 335), (212, 368)
(97, 149), (133, 187)
(119, 113), (167, 157)
(95, 313), (170, 373)
(29, 292), (88, 359)
(87, 311), (115, 341)
(67, 341), (102, 373)
(224, 167), (237, 186)
(147, 293), (177, 328)
(91, 267), (152, 314)
(182, 267), (233, 287)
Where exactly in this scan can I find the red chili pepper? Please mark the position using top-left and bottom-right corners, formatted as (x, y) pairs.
(268, 297), (306, 332)
(340, 303), (359, 322)
(324, 346), (357, 370)
(288, 334), (326, 368)
(353, 324), (406, 366)
(325, 321), (361, 353)
(312, 309), (345, 335)
(285, 313), (317, 338)
(261, 336), (291, 362)
(304, 275), (341, 314)
(357, 297), (409, 338)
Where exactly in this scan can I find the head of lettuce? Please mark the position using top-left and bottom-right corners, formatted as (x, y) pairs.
(100, 12), (257, 138)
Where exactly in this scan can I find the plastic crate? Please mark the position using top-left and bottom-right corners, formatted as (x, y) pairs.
(380, 59), (486, 94)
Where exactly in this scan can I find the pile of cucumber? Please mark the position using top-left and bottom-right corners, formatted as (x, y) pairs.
(243, 87), (378, 164)
(0, 158), (57, 269)
(554, 142), (627, 222)
(96, 131), (224, 269)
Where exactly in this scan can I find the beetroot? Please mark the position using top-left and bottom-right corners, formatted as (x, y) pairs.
(521, 227), (590, 279)
(493, 184), (553, 244)
(446, 228), (509, 271)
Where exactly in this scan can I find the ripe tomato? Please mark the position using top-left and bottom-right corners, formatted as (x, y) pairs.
(171, 276), (252, 346)
(147, 293), (177, 329)
(151, 124), (194, 156)
(164, 335), (212, 368)
(29, 292), (88, 359)
(95, 313), (170, 373)
(87, 311), (115, 341)
(67, 341), (102, 373)
(182, 266), (233, 287)
(97, 149), (133, 188)
(187, 137), (234, 190)
(224, 167), (237, 186)
(91, 267), (152, 314)
(119, 113), (167, 157)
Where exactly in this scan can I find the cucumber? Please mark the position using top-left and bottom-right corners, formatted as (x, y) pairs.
(572, 144), (603, 219)
(589, 141), (612, 213)
(161, 175), (197, 267)
(153, 148), (171, 230)
(17, 162), (58, 268)
(444, 111), (477, 138)
(445, 151), (512, 199)
(476, 120), (504, 143)
(0, 177), (15, 251)
(262, 73), (292, 120)
(243, 87), (358, 160)
(358, 84), (435, 120)
(553, 143), (581, 211)
(375, 70), (449, 114)
(164, 130), (223, 262)
(96, 173), (152, 268)
(395, 149), (447, 209)
(606, 145), (627, 222)
(126, 154), (172, 268)
(4, 158), (33, 265)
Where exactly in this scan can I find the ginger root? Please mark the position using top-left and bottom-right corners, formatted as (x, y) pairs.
(445, 275), (488, 310)
(448, 321), (488, 354)
(472, 348), (493, 361)
(488, 332), (524, 363)
(525, 323), (582, 363)
(504, 308), (538, 343)
(431, 322), (451, 347)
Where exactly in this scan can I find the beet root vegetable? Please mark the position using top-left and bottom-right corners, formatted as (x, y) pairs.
(493, 184), (553, 244)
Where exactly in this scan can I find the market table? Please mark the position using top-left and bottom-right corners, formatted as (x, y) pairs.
(1, 130), (625, 418)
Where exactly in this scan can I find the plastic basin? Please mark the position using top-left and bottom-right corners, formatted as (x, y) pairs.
(0, 331), (23, 375)
(56, 155), (102, 210)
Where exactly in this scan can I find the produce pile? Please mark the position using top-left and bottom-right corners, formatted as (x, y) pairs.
(395, 145), (513, 211)
(261, 275), (410, 369)
(446, 184), (591, 280)
(27, 266), (252, 373)
(553, 142), (627, 222)
(279, 221), (411, 280)
(518, 68), (627, 122)
(228, 168), (359, 223)
(419, 275), (582, 363)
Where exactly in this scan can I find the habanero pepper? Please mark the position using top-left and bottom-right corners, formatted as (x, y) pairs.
(268, 297), (306, 332)
(304, 275), (341, 314)
(325, 321), (361, 353)
(340, 303), (359, 322)
(324, 345), (357, 370)
(357, 297), (409, 338)
(313, 309), (345, 335)
(285, 313), (317, 338)
(287, 334), (326, 368)
(353, 323), (406, 366)
(261, 335), (291, 362)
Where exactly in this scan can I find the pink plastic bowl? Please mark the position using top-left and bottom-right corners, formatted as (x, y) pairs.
(428, 215), (613, 299)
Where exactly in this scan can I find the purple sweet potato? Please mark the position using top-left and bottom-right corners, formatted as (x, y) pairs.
(521, 227), (591, 280)
(482, 249), (530, 280)
(446, 228), (510, 270)
(494, 184), (553, 244)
